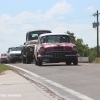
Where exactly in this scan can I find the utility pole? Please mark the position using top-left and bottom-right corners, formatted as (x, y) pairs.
(93, 10), (100, 57)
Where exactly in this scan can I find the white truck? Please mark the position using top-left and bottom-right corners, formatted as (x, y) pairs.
(7, 46), (22, 63)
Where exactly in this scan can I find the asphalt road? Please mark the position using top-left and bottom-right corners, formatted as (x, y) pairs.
(6, 63), (100, 100)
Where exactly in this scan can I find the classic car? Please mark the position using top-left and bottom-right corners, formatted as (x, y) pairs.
(34, 33), (79, 66)
(0, 53), (9, 63)
(7, 46), (22, 63)
(21, 30), (52, 64)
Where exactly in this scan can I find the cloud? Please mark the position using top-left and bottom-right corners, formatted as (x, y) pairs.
(46, 0), (73, 15)
(37, 9), (41, 13)
(86, 6), (94, 12)
(0, 1), (98, 54)
(52, 23), (97, 47)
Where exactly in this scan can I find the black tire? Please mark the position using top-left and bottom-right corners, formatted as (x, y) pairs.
(26, 56), (31, 64)
(34, 57), (38, 65)
(66, 61), (71, 65)
(30, 56), (33, 63)
(22, 56), (26, 64)
(38, 58), (42, 66)
(10, 60), (15, 63)
(73, 59), (78, 65)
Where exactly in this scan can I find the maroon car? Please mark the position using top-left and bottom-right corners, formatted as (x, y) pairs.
(34, 33), (79, 66)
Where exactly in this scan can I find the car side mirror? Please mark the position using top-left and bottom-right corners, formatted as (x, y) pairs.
(24, 42), (26, 45)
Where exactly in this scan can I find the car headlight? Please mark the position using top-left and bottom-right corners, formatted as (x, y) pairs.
(39, 47), (45, 53)
(30, 47), (33, 51)
(28, 46), (34, 51)
(72, 46), (77, 51)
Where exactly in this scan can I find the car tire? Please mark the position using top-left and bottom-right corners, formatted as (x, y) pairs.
(66, 61), (71, 65)
(26, 56), (31, 64)
(30, 55), (33, 63)
(22, 56), (26, 64)
(38, 58), (42, 66)
(73, 59), (78, 65)
(34, 57), (38, 65)
(11, 60), (15, 63)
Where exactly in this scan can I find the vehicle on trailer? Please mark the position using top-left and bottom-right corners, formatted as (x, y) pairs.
(7, 46), (22, 63)
(0, 53), (9, 63)
(21, 30), (52, 64)
(34, 33), (79, 66)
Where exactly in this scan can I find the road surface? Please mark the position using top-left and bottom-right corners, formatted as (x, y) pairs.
(6, 63), (100, 100)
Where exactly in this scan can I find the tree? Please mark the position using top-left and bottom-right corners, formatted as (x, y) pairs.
(65, 31), (89, 57)
(88, 47), (97, 62)
(75, 39), (89, 57)
(66, 31), (76, 43)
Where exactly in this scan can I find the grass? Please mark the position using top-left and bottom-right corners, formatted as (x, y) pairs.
(0, 64), (11, 74)
(92, 57), (100, 63)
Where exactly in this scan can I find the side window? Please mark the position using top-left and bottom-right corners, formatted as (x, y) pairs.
(67, 36), (71, 42)
(40, 36), (47, 44)
(38, 37), (40, 44)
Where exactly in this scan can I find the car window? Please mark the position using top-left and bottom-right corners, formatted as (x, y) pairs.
(28, 31), (51, 41)
(12, 47), (22, 51)
(1, 54), (7, 56)
(29, 33), (38, 40)
(40, 35), (70, 44)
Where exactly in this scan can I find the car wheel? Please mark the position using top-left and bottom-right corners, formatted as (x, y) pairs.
(26, 56), (31, 64)
(30, 55), (33, 63)
(22, 56), (26, 64)
(66, 61), (71, 65)
(73, 59), (78, 65)
(34, 57), (38, 65)
(38, 58), (42, 66)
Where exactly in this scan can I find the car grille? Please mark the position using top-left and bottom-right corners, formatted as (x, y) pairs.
(14, 54), (21, 56)
(53, 47), (64, 51)
(46, 52), (72, 58)
(1, 58), (7, 60)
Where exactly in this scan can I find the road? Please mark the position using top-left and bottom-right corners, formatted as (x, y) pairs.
(6, 63), (100, 100)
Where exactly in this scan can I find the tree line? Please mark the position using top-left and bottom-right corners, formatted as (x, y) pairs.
(66, 31), (99, 62)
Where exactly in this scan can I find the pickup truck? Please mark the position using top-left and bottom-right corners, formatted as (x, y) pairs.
(7, 46), (22, 63)
(21, 30), (52, 64)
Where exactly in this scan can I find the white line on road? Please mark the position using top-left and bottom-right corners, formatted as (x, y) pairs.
(6, 64), (94, 100)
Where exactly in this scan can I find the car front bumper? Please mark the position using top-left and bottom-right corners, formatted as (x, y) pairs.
(38, 54), (79, 62)
(0, 58), (8, 63)
(10, 56), (22, 61)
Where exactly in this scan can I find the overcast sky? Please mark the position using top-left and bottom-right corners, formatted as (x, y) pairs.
(0, 0), (100, 54)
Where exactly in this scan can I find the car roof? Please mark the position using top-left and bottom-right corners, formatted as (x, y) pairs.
(39, 33), (69, 38)
(26, 30), (52, 34)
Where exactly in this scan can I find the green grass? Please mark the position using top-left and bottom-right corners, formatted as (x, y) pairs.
(0, 64), (11, 74)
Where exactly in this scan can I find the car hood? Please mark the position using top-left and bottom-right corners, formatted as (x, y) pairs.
(26, 40), (38, 47)
(9, 51), (21, 54)
(41, 43), (75, 48)
(30, 40), (38, 44)
(41, 43), (75, 51)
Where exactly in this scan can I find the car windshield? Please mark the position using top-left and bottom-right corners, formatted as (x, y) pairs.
(1, 54), (7, 56)
(28, 31), (51, 41)
(40, 35), (70, 44)
(11, 47), (22, 51)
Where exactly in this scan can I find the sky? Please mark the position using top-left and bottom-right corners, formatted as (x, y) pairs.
(0, 0), (100, 54)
